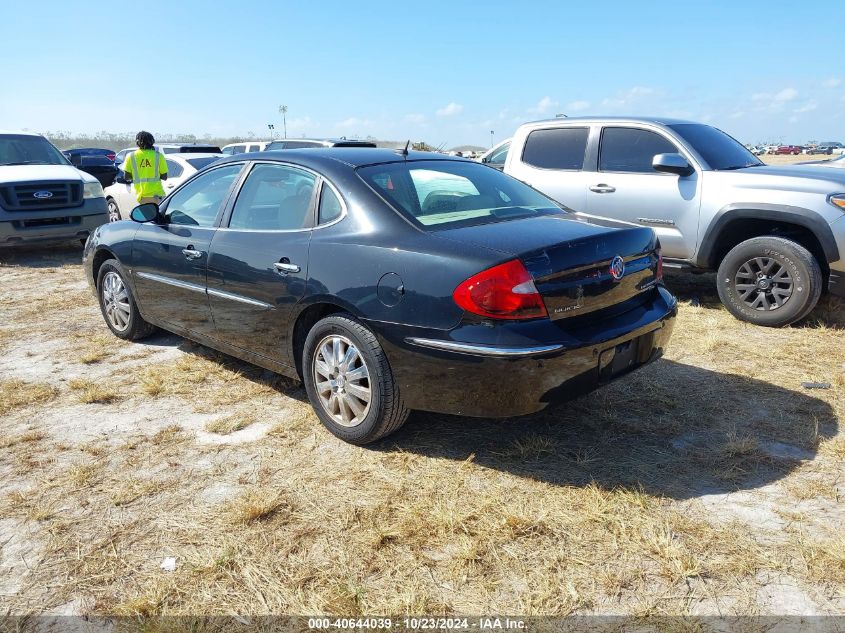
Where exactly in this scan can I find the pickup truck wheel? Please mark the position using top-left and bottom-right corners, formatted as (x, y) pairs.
(96, 259), (157, 340)
(716, 237), (822, 327)
(303, 313), (409, 445)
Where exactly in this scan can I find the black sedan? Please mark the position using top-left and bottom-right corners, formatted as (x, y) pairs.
(63, 148), (119, 188)
(83, 149), (677, 444)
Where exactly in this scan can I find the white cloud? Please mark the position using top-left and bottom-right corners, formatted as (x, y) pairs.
(335, 117), (372, 129)
(794, 100), (818, 113)
(565, 100), (591, 112)
(436, 102), (464, 117)
(404, 113), (426, 124)
(774, 87), (798, 102)
(600, 86), (657, 109)
(823, 78), (842, 88)
(285, 116), (314, 136)
(527, 96), (558, 115)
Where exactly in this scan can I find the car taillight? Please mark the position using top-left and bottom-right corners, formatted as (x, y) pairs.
(453, 259), (548, 320)
(106, 153), (116, 161)
(656, 248), (663, 281)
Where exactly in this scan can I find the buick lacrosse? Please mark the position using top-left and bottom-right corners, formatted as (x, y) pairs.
(83, 149), (677, 444)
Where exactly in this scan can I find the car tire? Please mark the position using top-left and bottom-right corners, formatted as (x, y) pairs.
(96, 259), (157, 340)
(302, 313), (409, 445)
(106, 198), (121, 223)
(716, 236), (822, 327)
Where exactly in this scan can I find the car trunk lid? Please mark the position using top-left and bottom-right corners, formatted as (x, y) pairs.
(435, 214), (660, 321)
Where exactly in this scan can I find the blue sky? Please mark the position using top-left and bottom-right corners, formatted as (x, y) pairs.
(1, 1), (843, 147)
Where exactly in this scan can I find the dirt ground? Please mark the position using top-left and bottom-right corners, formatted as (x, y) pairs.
(1, 237), (844, 619)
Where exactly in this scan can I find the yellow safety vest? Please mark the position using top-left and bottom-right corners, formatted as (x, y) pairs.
(126, 149), (166, 201)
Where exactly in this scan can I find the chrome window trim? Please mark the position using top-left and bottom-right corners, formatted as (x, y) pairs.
(406, 338), (564, 357)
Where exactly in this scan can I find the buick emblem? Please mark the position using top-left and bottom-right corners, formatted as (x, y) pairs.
(609, 255), (625, 281)
(33, 191), (53, 199)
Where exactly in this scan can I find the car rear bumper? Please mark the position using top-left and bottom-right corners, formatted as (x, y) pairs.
(0, 198), (107, 245)
(373, 286), (677, 418)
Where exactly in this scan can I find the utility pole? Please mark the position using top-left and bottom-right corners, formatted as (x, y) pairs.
(267, 124), (274, 140)
(490, 130), (494, 149)
(279, 105), (288, 139)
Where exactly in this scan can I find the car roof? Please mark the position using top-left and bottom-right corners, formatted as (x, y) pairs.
(523, 115), (700, 126)
(217, 148), (469, 170)
(0, 130), (43, 137)
(166, 152), (223, 163)
(266, 138), (376, 146)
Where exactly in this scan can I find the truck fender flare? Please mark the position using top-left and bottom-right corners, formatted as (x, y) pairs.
(696, 203), (839, 267)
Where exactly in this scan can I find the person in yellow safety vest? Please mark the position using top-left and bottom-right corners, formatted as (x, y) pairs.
(121, 130), (168, 205)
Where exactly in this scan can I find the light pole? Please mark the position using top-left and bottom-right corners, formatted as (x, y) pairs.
(490, 130), (494, 149)
(267, 123), (274, 140)
(279, 105), (288, 138)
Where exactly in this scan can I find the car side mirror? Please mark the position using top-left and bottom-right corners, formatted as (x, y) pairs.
(652, 153), (694, 177)
(130, 203), (161, 223)
(115, 171), (128, 184)
(69, 154), (83, 167)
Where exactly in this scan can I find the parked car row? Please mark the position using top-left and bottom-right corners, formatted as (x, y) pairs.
(749, 142), (845, 156)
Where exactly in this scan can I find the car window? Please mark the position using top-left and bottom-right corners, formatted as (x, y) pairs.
(521, 128), (589, 170)
(0, 135), (69, 166)
(358, 160), (565, 230)
(282, 141), (322, 149)
(667, 123), (761, 170)
(318, 183), (344, 224)
(248, 145), (260, 152)
(185, 157), (220, 171)
(229, 163), (317, 231)
(488, 141), (510, 164)
(165, 164), (242, 227)
(599, 127), (678, 173)
(165, 159), (183, 178)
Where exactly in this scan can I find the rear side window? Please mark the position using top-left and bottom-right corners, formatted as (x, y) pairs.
(521, 128), (589, 170)
(229, 164), (317, 231)
(599, 127), (677, 173)
(318, 184), (343, 224)
(165, 160), (183, 178)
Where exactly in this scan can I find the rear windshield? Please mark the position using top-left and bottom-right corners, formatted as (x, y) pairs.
(668, 123), (762, 170)
(186, 157), (220, 170)
(357, 160), (565, 230)
(179, 146), (221, 154)
(0, 135), (69, 167)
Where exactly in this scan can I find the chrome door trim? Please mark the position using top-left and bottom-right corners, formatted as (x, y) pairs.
(406, 338), (564, 357)
(136, 271), (206, 294)
(206, 287), (273, 310)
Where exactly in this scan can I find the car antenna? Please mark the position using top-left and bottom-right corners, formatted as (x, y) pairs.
(400, 139), (410, 157)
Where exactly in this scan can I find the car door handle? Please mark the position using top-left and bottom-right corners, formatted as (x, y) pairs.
(589, 184), (616, 193)
(274, 262), (300, 274)
(182, 247), (204, 260)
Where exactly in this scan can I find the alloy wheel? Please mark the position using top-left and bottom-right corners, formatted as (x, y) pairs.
(313, 334), (372, 427)
(107, 200), (120, 222)
(734, 257), (793, 311)
(101, 271), (131, 331)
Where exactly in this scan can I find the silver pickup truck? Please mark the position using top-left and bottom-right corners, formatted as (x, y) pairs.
(0, 131), (108, 246)
(504, 117), (845, 327)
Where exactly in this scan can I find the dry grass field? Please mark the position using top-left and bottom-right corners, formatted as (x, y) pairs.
(1, 233), (844, 620)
